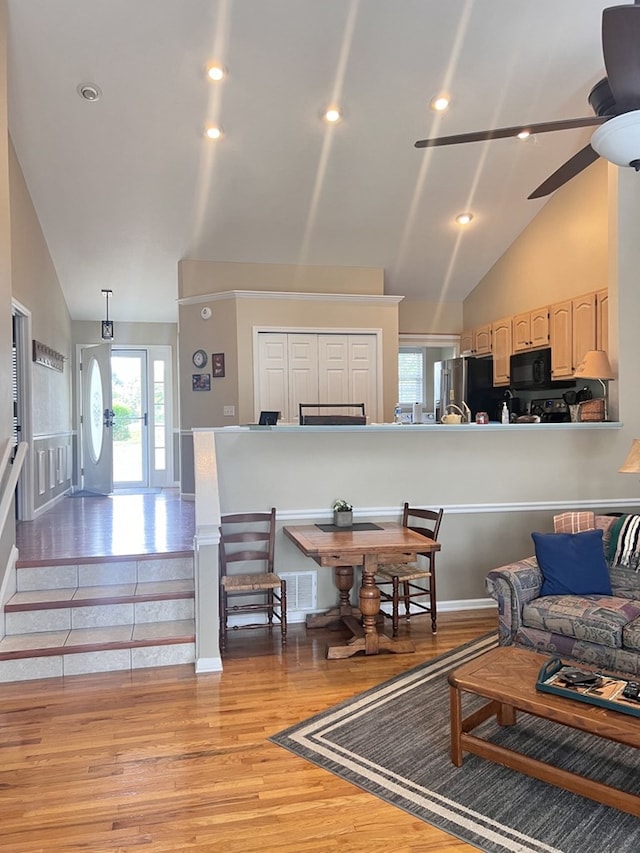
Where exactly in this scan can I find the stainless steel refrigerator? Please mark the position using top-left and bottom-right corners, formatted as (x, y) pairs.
(434, 356), (497, 422)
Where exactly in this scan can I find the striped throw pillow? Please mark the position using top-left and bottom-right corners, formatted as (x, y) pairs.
(553, 511), (596, 534)
(609, 514), (640, 570)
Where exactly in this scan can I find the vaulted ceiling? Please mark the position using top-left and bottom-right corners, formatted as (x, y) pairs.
(6, 1), (621, 323)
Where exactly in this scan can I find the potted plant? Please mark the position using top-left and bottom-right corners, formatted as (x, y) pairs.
(332, 499), (353, 528)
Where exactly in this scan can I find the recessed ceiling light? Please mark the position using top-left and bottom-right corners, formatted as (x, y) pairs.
(517, 130), (531, 140)
(77, 83), (102, 102)
(430, 95), (450, 112)
(205, 125), (223, 140)
(207, 64), (226, 81)
(455, 212), (473, 226)
(323, 107), (342, 123)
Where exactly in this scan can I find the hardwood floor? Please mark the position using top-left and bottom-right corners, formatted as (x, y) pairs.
(0, 611), (497, 852)
(15, 489), (195, 564)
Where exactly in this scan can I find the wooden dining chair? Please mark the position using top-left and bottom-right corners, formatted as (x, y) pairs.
(219, 507), (287, 650)
(375, 504), (443, 636)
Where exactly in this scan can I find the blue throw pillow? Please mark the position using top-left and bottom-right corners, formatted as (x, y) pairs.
(532, 529), (612, 597)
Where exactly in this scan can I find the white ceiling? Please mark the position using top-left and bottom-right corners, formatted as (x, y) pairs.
(6, 0), (619, 324)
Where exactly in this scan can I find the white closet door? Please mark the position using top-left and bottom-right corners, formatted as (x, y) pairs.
(348, 335), (377, 420)
(257, 334), (289, 421)
(318, 336), (350, 409)
(288, 335), (319, 421)
(257, 331), (378, 422)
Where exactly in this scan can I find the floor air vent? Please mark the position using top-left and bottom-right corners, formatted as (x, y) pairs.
(279, 571), (317, 612)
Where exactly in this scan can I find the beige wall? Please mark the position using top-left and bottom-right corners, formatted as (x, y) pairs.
(398, 299), (463, 334)
(177, 299), (238, 430)
(11, 138), (72, 437)
(0, 1), (13, 575)
(463, 158), (609, 327)
(179, 259), (384, 297)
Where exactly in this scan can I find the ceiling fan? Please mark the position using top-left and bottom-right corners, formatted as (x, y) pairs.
(415, 2), (640, 199)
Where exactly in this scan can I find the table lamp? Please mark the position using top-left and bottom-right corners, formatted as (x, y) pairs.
(573, 350), (615, 421)
(619, 439), (640, 474)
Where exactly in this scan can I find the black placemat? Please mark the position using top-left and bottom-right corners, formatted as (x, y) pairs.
(315, 522), (383, 532)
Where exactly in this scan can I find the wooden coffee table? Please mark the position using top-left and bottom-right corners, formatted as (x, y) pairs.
(448, 645), (640, 816)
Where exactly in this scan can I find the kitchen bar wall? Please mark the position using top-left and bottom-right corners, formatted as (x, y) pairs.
(194, 419), (632, 672)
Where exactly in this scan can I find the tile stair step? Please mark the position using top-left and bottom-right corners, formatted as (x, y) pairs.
(4, 581), (195, 634)
(5, 579), (195, 611)
(15, 553), (194, 593)
(0, 619), (196, 662)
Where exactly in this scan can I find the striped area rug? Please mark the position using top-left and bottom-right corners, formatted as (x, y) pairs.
(270, 634), (640, 853)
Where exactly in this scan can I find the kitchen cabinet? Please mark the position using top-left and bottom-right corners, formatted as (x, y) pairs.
(491, 318), (512, 386)
(460, 324), (491, 356)
(572, 291), (596, 371)
(549, 293), (597, 378)
(596, 289), (609, 355)
(512, 307), (549, 352)
(549, 300), (572, 378)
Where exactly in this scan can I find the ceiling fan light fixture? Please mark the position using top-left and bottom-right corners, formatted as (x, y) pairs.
(591, 110), (640, 168)
(455, 212), (473, 226)
(429, 95), (450, 112)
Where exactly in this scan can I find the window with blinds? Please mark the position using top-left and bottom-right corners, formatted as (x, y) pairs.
(398, 348), (425, 404)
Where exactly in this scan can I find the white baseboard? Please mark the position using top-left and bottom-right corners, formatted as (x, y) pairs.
(195, 656), (223, 673)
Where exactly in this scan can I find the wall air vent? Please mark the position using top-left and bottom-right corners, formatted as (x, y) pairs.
(279, 571), (317, 612)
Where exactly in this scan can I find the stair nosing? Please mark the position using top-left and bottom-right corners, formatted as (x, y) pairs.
(5, 589), (194, 612)
(15, 549), (194, 569)
(0, 632), (196, 661)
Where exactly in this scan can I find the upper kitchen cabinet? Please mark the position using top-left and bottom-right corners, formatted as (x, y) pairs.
(491, 318), (512, 386)
(460, 324), (492, 356)
(572, 292), (597, 370)
(550, 292), (597, 378)
(549, 300), (573, 378)
(596, 289), (609, 354)
(512, 307), (549, 353)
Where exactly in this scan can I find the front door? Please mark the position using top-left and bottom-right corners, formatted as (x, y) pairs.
(81, 343), (113, 495)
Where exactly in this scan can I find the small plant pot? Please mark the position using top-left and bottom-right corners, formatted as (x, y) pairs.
(334, 510), (353, 528)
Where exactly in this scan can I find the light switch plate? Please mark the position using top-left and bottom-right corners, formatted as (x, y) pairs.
(223, 405), (235, 416)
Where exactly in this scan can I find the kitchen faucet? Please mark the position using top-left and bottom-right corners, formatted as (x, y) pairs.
(445, 403), (471, 424)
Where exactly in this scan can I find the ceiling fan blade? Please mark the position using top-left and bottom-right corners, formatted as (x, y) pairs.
(602, 4), (640, 111)
(527, 143), (600, 200)
(415, 116), (607, 148)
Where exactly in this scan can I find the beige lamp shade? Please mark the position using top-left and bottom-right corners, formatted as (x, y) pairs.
(573, 350), (615, 380)
(619, 439), (640, 473)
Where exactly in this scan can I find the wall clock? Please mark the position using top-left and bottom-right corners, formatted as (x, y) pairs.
(192, 349), (208, 369)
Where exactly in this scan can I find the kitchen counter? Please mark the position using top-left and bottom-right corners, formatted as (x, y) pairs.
(214, 420), (622, 432)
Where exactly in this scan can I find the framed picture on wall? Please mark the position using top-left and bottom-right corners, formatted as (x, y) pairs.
(192, 373), (211, 391)
(212, 353), (225, 378)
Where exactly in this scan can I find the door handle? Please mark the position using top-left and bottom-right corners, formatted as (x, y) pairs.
(144, 412), (148, 427)
(103, 408), (115, 428)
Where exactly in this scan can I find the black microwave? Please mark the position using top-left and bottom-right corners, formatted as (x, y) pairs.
(510, 348), (552, 390)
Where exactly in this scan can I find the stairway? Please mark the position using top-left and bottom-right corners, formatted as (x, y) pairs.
(0, 552), (195, 682)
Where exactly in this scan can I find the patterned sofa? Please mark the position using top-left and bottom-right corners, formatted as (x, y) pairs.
(486, 514), (640, 675)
